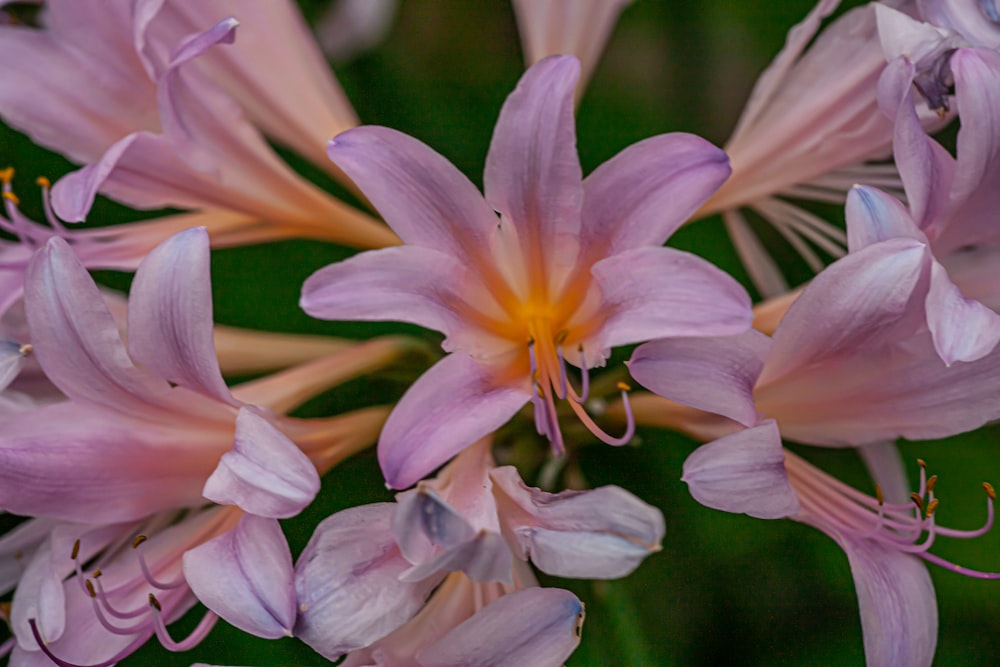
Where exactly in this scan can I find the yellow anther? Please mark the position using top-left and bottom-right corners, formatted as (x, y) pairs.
(71, 539), (81, 560)
(19, 343), (31, 356)
(85, 579), (96, 598)
(910, 492), (924, 511)
(2, 191), (20, 206)
(554, 329), (569, 345)
(35, 176), (50, 188)
(148, 593), (162, 612)
(875, 485), (884, 506)
(92, 568), (102, 579)
(917, 458), (927, 469)
(131, 535), (148, 549)
(616, 381), (632, 392)
(984, 482), (996, 501)
(926, 498), (940, 517)
(926, 475), (938, 494)
(0, 167), (13, 184)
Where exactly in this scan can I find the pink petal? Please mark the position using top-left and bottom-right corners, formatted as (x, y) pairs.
(0, 19), (153, 164)
(326, 126), (497, 258)
(591, 246), (752, 349)
(418, 588), (584, 667)
(857, 442), (910, 505)
(127, 227), (235, 404)
(628, 330), (769, 428)
(392, 488), (476, 564)
(581, 133), (730, 255)
(491, 467), (664, 579)
(300, 245), (466, 337)
(801, 518), (937, 667)
(378, 354), (529, 490)
(759, 238), (928, 387)
(681, 421), (800, 520)
(23, 237), (170, 411)
(399, 532), (514, 586)
(845, 185), (925, 252)
(757, 329), (1000, 446)
(512, 0), (631, 96)
(0, 403), (215, 522)
(0, 337), (27, 392)
(925, 259), (1000, 364)
(183, 515), (296, 639)
(202, 406), (320, 519)
(483, 56), (583, 270)
(295, 504), (441, 661)
(151, 1), (360, 170)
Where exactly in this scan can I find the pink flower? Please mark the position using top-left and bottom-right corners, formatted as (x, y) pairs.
(0, 227), (396, 665)
(677, 421), (996, 667)
(0, 0), (397, 249)
(301, 55), (751, 489)
(627, 229), (1000, 666)
(294, 437), (662, 663)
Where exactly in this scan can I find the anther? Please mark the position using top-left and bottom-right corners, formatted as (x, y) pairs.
(148, 593), (162, 612)
(927, 498), (940, 518)
(2, 191), (19, 205)
(0, 167), (13, 184)
(35, 176), (50, 189)
(92, 568), (102, 578)
(71, 539), (81, 560)
(927, 475), (938, 494)
(132, 535), (148, 549)
(917, 458), (927, 469)
(19, 343), (31, 356)
(984, 482), (996, 501)
(554, 329), (568, 345)
(617, 381), (632, 392)
(85, 580), (96, 598)
(911, 493), (924, 511)
(875, 485), (884, 506)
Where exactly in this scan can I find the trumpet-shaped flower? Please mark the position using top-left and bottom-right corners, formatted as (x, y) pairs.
(301, 55), (751, 489)
(0, 0), (396, 249)
(678, 421), (997, 667)
(0, 227), (396, 665)
(294, 437), (662, 662)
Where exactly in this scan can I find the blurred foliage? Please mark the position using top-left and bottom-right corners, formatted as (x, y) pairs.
(2, 0), (999, 665)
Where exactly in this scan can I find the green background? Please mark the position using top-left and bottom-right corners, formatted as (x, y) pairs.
(2, 1), (999, 665)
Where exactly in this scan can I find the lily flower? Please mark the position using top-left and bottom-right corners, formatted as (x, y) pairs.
(0, 227), (397, 666)
(294, 437), (662, 663)
(0, 0), (397, 249)
(626, 226), (1000, 666)
(679, 421), (996, 667)
(301, 55), (752, 489)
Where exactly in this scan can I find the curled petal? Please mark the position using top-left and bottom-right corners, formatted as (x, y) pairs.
(202, 407), (320, 519)
(491, 467), (664, 579)
(925, 259), (1000, 364)
(628, 330), (769, 428)
(127, 227), (235, 404)
(183, 515), (296, 639)
(682, 421), (799, 520)
(418, 588), (584, 667)
(845, 185), (925, 252)
(392, 488), (475, 564)
(295, 504), (441, 661)
(24, 237), (169, 411)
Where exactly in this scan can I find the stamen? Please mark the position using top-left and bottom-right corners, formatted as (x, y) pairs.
(567, 382), (635, 447)
(35, 174), (67, 233)
(0, 637), (13, 660)
(910, 492), (924, 512)
(150, 607), (218, 652)
(28, 618), (150, 667)
(576, 345), (589, 402)
(136, 548), (186, 590)
(71, 539), (81, 561)
(91, 577), (148, 620)
(131, 535), (148, 549)
(2, 191), (19, 206)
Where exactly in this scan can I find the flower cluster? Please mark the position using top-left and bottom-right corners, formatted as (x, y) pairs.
(0, 1), (998, 666)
